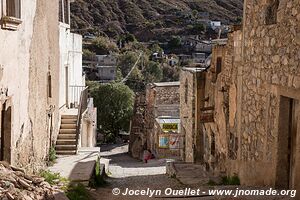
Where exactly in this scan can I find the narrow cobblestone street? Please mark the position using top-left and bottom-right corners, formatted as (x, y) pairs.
(91, 144), (186, 200)
(89, 144), (293, 200)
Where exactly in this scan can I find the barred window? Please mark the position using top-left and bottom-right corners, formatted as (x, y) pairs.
(6, 0), (21, 19)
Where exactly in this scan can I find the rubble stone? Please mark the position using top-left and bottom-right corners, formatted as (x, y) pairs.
(0, 162), (66, 200)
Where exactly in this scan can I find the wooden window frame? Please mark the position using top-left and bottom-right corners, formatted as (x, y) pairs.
(1, 0), (22, 31)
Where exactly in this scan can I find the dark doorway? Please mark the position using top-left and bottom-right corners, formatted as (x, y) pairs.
(276, 96), (298, 189)
(0, 104), (12, 163)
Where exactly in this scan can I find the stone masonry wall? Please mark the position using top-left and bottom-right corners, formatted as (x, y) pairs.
(239, 0), (300, 188)
(180, 71), (196, 162)
(202, 29), (242, 175)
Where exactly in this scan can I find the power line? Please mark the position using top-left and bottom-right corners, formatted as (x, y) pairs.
(121, 52), (143, 83)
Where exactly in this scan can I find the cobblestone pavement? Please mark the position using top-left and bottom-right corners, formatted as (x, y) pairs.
(90, 144), (294, 200)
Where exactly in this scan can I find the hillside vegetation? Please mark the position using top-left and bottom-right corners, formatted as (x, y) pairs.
(71, 0), (243, 41)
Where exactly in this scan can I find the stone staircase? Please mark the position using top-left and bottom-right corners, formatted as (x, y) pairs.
(56, 115), (78, 155)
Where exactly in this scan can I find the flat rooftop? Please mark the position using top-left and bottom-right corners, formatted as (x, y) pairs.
(153, 81), (180, 87)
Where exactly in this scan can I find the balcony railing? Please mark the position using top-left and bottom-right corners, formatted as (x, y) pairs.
(69, 85), (86, 108)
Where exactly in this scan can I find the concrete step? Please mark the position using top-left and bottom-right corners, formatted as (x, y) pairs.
(57, 134), (76, 139)
(61, 119), (77, 124)
(61, 115), (78, 119)
(56, 150), (77, 155)
(56, 139), (77, 145)
(59, 129), (76, 134)
(60, 124), (77, 129)
(55, 145), (77, 151)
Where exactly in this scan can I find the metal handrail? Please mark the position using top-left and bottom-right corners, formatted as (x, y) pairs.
(75, 86), (89, 151)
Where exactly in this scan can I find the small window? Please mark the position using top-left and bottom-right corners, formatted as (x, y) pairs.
(184, 79), (188, 104)
(216, 57), (222, 75)
(6, 0), (21, 19)
(47, 72), (52, 98)
(110, 70), (115, 74)
(265, 0), (279, 25)
(59, 0), (70, 24)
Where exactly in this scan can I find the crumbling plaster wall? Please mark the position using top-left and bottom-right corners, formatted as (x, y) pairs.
(0, 0), (60, 172)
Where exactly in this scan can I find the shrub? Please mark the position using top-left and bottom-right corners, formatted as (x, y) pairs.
(40, 170), (67, 185)
(66, 184), (91, 200)
(221, 175), (240, 185)
(48, 147), (57, 163)
(89, 158), (107, 188)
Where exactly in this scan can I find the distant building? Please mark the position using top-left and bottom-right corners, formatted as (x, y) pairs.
(97, 65), (116, 83)
(210, 21), (221, 30)
(96, 54), (117, 66)
(129, 82), (183, 160)
(192, 53), (206, 64)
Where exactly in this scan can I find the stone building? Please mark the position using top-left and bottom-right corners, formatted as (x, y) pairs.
(129, 82), (182, 160)
(201, 26), (243, 175)
(236, 0), (300, 190)
(180, 67), (207, 163)
(0, 0), (60, 171)
(145, 82), (182, 159)
(181, 0), (300, 193)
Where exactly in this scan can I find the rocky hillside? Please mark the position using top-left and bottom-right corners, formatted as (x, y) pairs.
(71, 0), (243, 41)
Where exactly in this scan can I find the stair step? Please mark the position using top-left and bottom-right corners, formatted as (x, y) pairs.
(56, 150), (77, 155)
(55, 145), (77, 151)
(61, 115), (78, 119)
(56, 139), (77, 145)
(61, 119), (77, 124)
(60, 124), (77, 129)
(57, 134), (76, 139)
(60, 129), (76, 134)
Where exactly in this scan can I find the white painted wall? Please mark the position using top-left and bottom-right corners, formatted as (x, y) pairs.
(59, 23), (84, 109)
(0, 0), (37, 164)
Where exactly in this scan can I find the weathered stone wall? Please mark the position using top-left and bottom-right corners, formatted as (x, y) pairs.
(153, 84), (180, 117)
(202, 29), (242, 175)
(147, 83), (181, 158)
(180, 70), (196, 162)
(0, 0), (60, 172)
(238, 0), (300, 189)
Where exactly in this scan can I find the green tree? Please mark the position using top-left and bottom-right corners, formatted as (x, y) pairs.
(90, 36), (119, 54)
(143, 61), (163, 83)
(89, 82), (135, 137)
(168, 36), (182, 49)
(117, 51), (139, 77)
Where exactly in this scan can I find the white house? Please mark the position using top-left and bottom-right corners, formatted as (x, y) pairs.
(210, 21), (221, 30)
(56, 0), (97, 155)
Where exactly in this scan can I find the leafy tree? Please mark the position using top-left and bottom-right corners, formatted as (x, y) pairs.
(142, 61), (163, 83)
(83, 48), (96, 60)
(89, 82), (135, 137)
(125, 67), (145, 91)
(188, 24), (205, 34)
(117, 51), (139, 77)
(161, 64), (180, 82)
(90, 36), (119, 54)
(168, 36), (182, 49)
